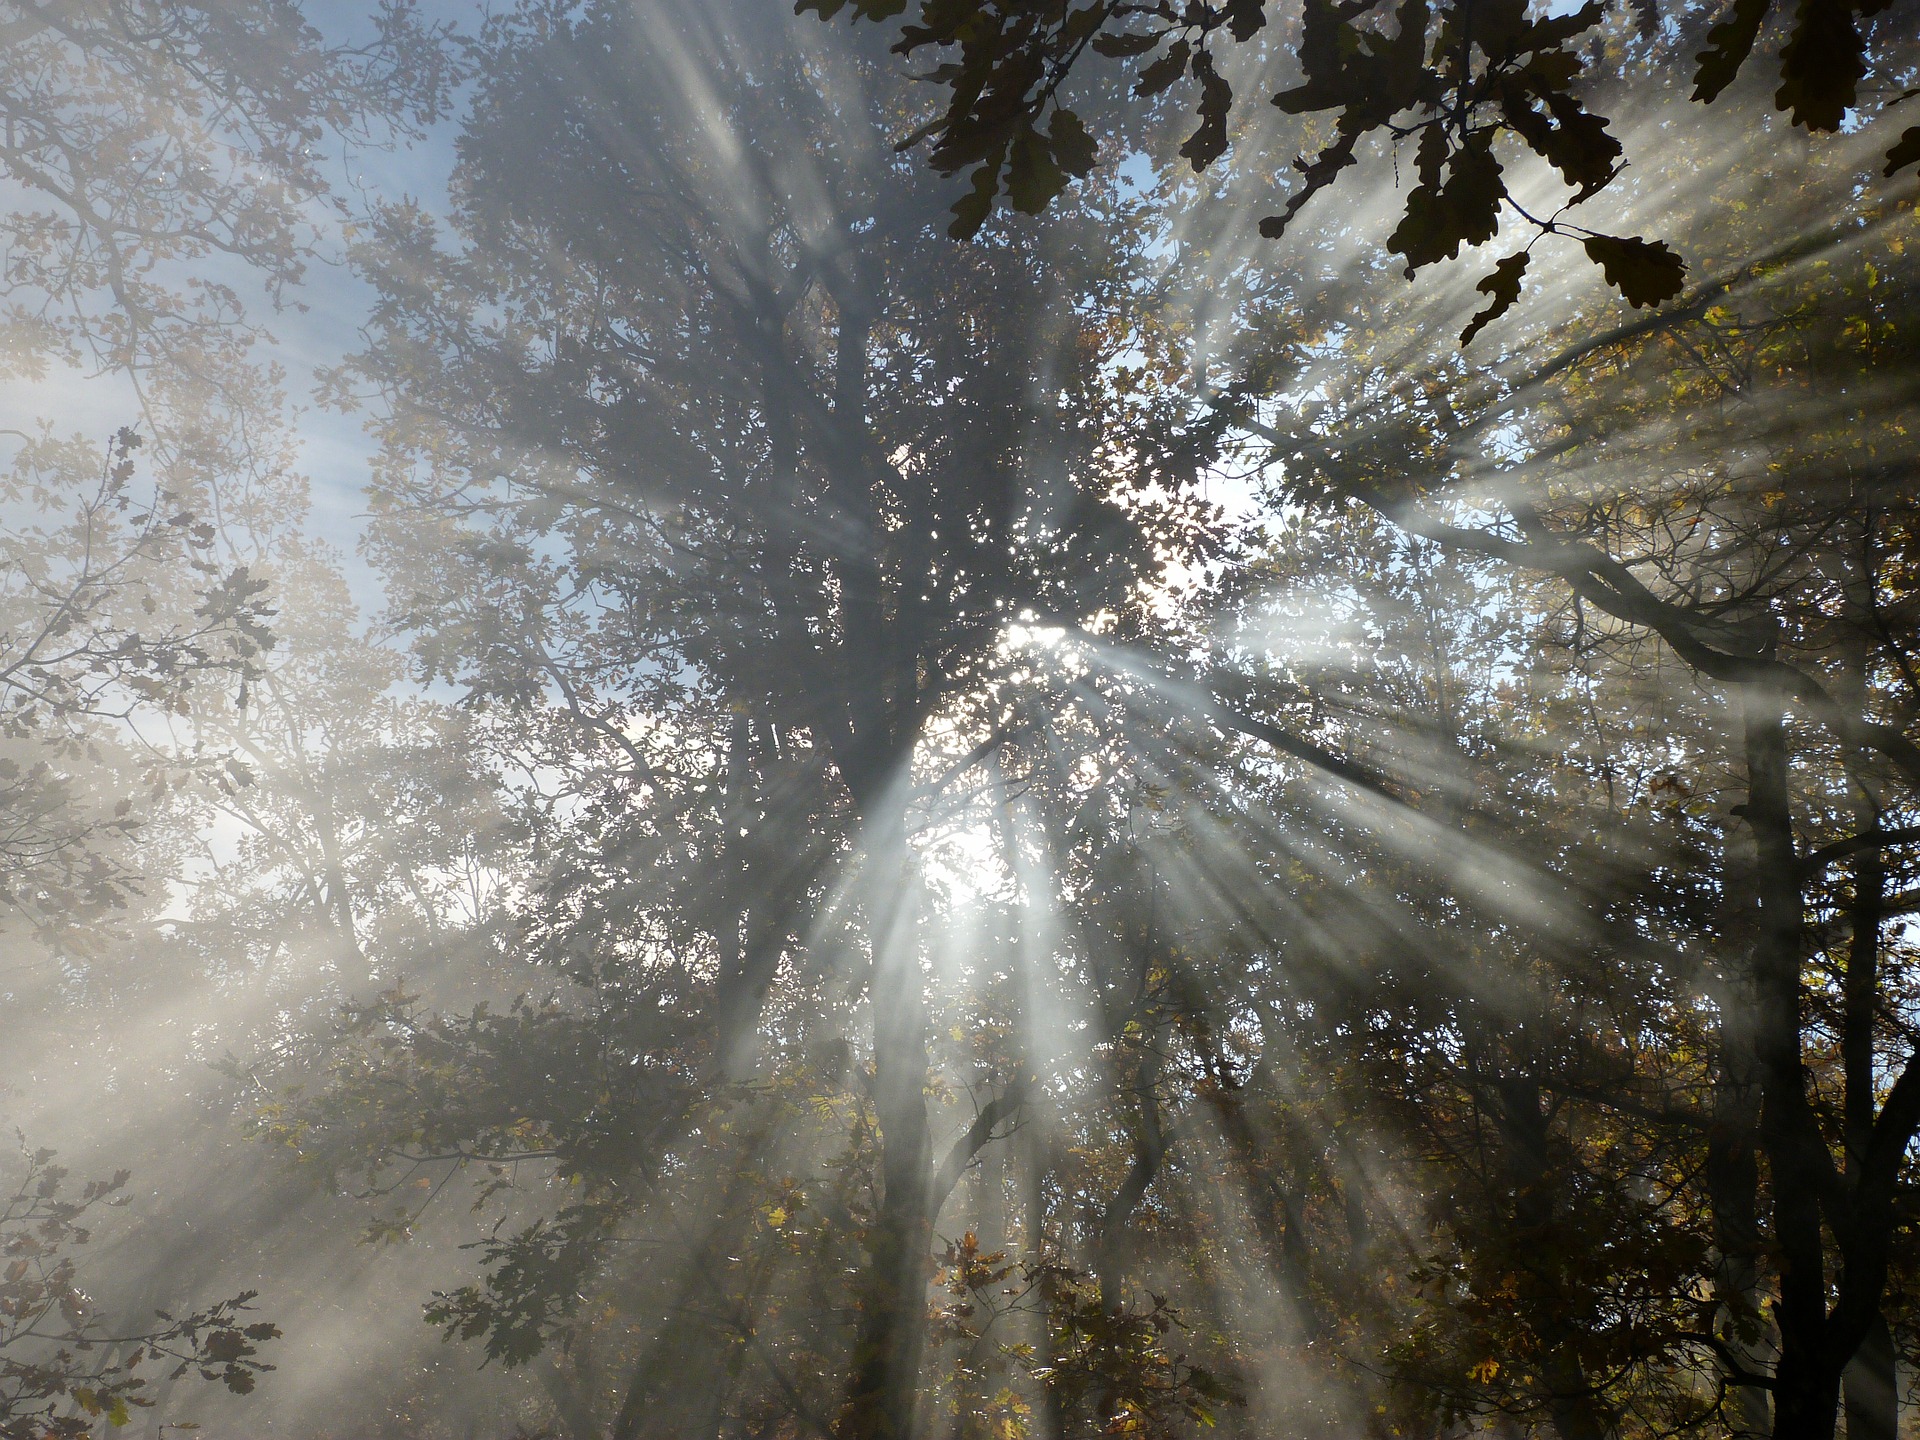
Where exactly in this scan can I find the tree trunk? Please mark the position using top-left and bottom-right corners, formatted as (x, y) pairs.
(1188, 1033), (1324, 1343)
(1494, 1075), (1616, 1440)
(537, 1352), (601, 1440)
(1707, 1067), (1775, 1440)
(1096, 1063), (1166, 1313)
(1844, 1311), (1897, 1440)
(1021, 1120), (1067, 1440)
(1711, 810), (1775, 1439)
(843, 790), (934, 1440)
(1741, 691), (1842, 1440)
(1839, 553), (1898, 1440)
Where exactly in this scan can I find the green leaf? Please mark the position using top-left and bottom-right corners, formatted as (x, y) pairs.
(1536, 92), (1621, 195)
(1005, 127), (1068, 213)
(1473, 0), (1534, 61)
(1583, 233), (1687, 307)
(795, 0), (904, 17)
(1272, 0), (1349, 113)
(1063, 4), (1106, 43)
(1460, 251), (1529, 346)
(1260, 131), (1358, 238)
(1223, 0), (1267, 41)
(949, 153), (1004, 239)
(1388, 128), (1503, 275)
(1413, 117), (1447, 190)
(1520, 0), (1607, 51)
(1049, 108), (1098, 177)
(1091, 29), (1162, 57)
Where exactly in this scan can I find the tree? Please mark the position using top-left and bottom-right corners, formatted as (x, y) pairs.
(0, 7), (478, 1437)
(0, 0), (458, 381)
(0, 1139), (279, 1439)
(806, 0), (1919, 323)
(1261, 186), (1920, 1440)
(142, 6), (1920, 1440)
(274, 2), (1231, 1438)
(1146, 49), (1920, 1438)
(0, 0), (461, 946)
(0, 424), (272, 946)
(769, 5), (1920, 1437)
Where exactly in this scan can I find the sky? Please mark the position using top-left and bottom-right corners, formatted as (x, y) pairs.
(266, 27), (465, 612)
(7, 6), (1920, 1438)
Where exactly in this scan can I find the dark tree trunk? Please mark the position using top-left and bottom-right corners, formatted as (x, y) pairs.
(1839, 555), (1898, 1440)
(1192, 1048), (1324, 1343)
(609, 1225), (739, 1440)
(1729, 582), (1920, 1440)
(843, 789), (934, 1440)
(1493, 1076), (1616, 1440)
(1021, 1120), (1067, 1440)
(1707, 1047), (1774, 1440)
(1741, 692), (1842, 1440)
(538, 1353), (601, 1440)
(1095, 1066), (1166, 1313)
(1711, 811), (1775, 1438)
(1844, 1311), (1897, 1440)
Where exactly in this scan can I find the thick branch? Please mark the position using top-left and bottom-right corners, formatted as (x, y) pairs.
(932, 1082), (1028, 1215)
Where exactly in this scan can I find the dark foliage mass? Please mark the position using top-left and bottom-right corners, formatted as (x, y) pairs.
(806, 0), (1916, 314)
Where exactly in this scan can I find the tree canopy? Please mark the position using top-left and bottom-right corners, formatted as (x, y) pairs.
(4, 3), (1920, 1440)
(801, 0), (1918, 316)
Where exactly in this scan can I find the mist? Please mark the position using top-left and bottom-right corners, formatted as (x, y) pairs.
(3, 2), (1918, 1439)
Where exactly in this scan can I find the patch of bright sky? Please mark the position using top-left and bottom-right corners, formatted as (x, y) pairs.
(273, 0), (472, 610)
(83, 15), (443, 543)
(3, 3), (472, 618)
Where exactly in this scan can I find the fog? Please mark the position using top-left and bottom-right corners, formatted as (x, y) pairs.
(4, 2), (1918, 1440)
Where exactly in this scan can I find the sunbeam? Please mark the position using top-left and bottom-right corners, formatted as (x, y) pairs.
(6, 1), (1920, 1439)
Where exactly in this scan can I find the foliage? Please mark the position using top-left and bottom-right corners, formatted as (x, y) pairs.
(0, 424), (273, 943)
(804, 0), (1919, 320)
(0, 0), (461, 378)
(13, 2), (1920, 1440)
(0, 1142), (279, 1440)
